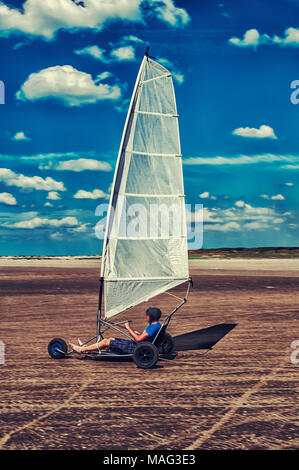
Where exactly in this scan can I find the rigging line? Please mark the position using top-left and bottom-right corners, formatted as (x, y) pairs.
(185, 280), (191, 299)
(165, 279), (191, 302)
(165, 290), (184, 301)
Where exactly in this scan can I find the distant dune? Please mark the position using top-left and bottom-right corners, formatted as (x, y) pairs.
(0, 255), (100, 267)
(1, 247), (299, 262)
(0, 248), (299, 269)
(189, 247), (299, 258)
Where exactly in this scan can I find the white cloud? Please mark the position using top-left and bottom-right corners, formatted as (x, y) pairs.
(229, 27), (299, 48)
(72, 223), (90, 233)
(16, 65), (121, 107)
(0, 168), (66, 191)
(283, 165), (299, 170)
(7, 216), (79, 229)
(172, 73), (184, 84)
(96, 71), (113, 81)
(204, 221), (240, 232)
(121, 35), (145, 44)
(195, 200), (288, 233)
(44, 202), (53, 208)
(260, 194), (285, 201)
(18, 151), (89, 161)
(285, 182), (294, 186)
(271, 27), (299, 47)
(229, 29), (266, 47)
(48, 221), (92, 238)
(73, 189), (107, 199)
(243, 221), (269, 230)
(49, 232), (63, 240)
(0, 192), (17, 206)
(184, 153), (299, 166)
(232, 125), (277, 139)
(158, 57), (174, 67)
(75, 43), (136, 63)
(199, 191), (210, 199)
(110, 45), (135, 61)
(114, 97), (130, 113)
(234, 200), (246, 208)
(74, 45), (107, 61)
(201, 208), (222, 224)
(40, 158), (112, 172)
(158, 57), (185, 84)
(11, 131), (30, 141)
(0, 0), (189, 40)
(47, 191), (61, 201)
(150, 0), (190, 28)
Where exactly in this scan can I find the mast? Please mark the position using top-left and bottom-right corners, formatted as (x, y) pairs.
(97, 276), (104, 338)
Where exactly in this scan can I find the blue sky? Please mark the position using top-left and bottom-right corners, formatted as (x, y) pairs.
(0, 0), (298, 255)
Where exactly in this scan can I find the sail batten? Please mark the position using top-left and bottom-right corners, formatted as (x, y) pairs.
(106, 277), (188, 281)
(136, 111), (178, 117)
(128, 150), (182, 157)
(142, 74), (171, 83)
(101, 57), (189, 319)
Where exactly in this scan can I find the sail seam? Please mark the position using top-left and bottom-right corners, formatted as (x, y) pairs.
(116, 236), (187, 240)
(119, 192), (185, 197)
(136, 111), (178, 117)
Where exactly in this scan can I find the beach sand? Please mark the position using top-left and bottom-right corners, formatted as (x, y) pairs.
(0, 258), (298, 449)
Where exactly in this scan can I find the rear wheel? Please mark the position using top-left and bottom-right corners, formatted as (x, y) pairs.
(158, 333), (174, 355)
(133, 343), (159, 369)
(48, 338), (67, 359)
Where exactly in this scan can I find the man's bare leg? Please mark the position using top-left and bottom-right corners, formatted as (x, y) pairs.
(69, 337), (115, 353)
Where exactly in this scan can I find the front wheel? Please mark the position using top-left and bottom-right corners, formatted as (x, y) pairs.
(133, 343), (159, 369)
(158, 333), (174, 355)
(48, 337), (67, 359)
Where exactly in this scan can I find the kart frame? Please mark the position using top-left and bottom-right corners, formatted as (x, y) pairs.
(64, 297), (187, 359)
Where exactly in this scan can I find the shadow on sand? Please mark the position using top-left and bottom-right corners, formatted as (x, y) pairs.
(74, 323), (237, 364)
(173, 323), (237, 351)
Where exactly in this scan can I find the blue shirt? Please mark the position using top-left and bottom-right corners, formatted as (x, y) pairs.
(145, 322), (161, 341)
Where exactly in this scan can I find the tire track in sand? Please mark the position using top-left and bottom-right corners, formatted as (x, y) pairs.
(0, 380), (90, 448)
(184, 354), (288, 450)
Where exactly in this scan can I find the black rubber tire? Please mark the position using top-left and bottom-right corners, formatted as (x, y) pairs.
(158, 333), (174, 355)
(133, 342), (159, 369)
(48, 337), (68, 359)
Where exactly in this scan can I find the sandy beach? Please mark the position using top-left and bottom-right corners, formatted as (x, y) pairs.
(0, 258), (298, 449)
(1, 256), (299, 272)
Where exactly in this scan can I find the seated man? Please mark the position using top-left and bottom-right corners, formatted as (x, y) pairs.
(69, 307), (162, 355)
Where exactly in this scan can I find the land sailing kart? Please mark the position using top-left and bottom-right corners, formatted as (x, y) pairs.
(48, 294), (191, 369)
(48, 49), (192, 369)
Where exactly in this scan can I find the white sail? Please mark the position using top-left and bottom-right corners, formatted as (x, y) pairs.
(101, 56), (189, 319)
